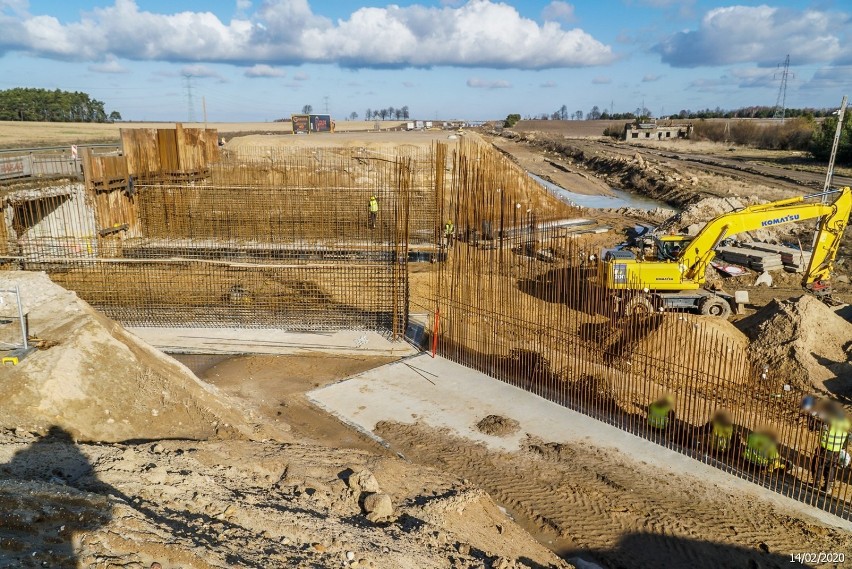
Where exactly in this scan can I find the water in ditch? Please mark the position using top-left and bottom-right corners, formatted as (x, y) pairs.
(529, 173), (674, 211)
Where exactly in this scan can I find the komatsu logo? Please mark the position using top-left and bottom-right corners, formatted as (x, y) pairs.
(761, 214), (800, 227)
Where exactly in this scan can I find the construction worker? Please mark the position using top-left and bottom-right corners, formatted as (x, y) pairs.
(648, 394), (675, 431)
(743, 429), (784, 472)
(812, 401), (851, 493)
(444, 220), (454, 248)
(706, 410), (735, 454)
(368, 195), (379, 229)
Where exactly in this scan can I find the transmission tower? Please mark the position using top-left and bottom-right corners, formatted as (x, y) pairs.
(323, 95), (329, 114)
(772, 55), (792, 122)
(183, 74), (196, 123)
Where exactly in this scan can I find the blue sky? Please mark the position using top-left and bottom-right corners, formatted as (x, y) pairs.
(0, 0), (850, 121)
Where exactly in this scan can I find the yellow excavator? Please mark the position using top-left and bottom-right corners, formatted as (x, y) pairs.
(597, 187), (852, 318)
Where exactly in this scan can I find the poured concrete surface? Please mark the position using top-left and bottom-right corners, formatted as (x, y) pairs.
(127, 327), (416, 357)
(308, 353), (852, 531)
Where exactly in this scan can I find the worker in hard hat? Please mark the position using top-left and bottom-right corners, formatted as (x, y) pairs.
(444, 219), (455, 248)
(743, 428), (784, 472)
(368, 195), (379, 229)
(648, 394), (675, 435)
(811, 400), (851, 494)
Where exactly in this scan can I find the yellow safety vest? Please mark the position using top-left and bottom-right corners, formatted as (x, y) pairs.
(711, 422), (733, 452)
(744, 432), (780, 468)
(648, 401), (671, 429)
(820, 418), (850, 453)
(445, 222), (454, 235)
(369, 198), (379, 213)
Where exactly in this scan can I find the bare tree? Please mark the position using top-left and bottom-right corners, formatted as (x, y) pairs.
(349, 111), (358, 120)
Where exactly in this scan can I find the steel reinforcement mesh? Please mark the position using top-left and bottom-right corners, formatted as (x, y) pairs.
(431, 139), (852, 520)
(8, 146), (436, 333)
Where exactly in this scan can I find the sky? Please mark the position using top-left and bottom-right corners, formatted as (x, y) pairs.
(0, 0), (850, 122)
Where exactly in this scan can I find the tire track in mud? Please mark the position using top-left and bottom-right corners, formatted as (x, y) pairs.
(376, 421), (852, 569)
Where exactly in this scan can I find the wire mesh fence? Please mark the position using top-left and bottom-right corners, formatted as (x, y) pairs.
(431, 138), (852, 520)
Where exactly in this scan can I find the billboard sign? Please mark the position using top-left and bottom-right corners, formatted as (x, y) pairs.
(291, 114), (310, 134)
(309, 114), (332, 133)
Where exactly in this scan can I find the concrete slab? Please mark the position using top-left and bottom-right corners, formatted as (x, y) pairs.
(308, 353), (852, 531)
(127, 327), (416, 357)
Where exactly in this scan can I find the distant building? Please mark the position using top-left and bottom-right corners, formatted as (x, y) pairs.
(623, 120), (692, 142)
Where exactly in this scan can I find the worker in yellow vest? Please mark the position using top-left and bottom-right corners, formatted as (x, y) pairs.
(743, 429), (784, 472)
(368, 196), (379, 229)
(701, 410), (735, 455)
(444, 220), (455, 248)
(812, 401), (851, 493)
(648, 395), (675, 433)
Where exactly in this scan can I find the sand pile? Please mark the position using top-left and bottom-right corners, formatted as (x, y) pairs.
(738, 295), (852, 392)
(0, 431), (568, 568)
(0, 271), (284, 442)
(619, 314), (750, 390)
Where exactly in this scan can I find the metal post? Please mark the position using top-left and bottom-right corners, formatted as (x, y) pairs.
(14, 286), (27, 350)
(823, 95), (848, 199)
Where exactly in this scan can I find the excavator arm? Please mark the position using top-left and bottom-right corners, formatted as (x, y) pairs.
(680, 187), (852, 285)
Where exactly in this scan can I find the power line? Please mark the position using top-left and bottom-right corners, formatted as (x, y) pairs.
(773, 54), (793, 122)
(183, 74), (195, 123)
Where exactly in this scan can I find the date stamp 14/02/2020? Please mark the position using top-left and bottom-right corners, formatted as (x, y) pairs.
(790, 552), (845, 564)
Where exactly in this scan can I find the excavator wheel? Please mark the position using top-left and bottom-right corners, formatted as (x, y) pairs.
(699, 296), (732, 318)
(623, 295), (655, 316)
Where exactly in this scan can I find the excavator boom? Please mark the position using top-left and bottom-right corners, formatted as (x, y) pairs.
(680, 188), (851, 284)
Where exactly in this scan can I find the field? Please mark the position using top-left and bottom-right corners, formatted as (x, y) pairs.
(0, 119), (409, 148)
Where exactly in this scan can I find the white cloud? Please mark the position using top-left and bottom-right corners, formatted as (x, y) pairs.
(244, 63), (284, 77)
(800, 66), (852, 92)
(181, 64), (221, 78)
(540, 80), (558, 88)
(655, 5), (846, 67)
(0, 0), (615, 70)
(641, 74), (662, 82)
(236, 0), (252, 10)
(542, 1), (575, 23)
(402, 81), (415, 87)
(592, 76), (611, 84)
(88, 54), (128, 74)
(467, 77), (511, 89)
(293, 71), (309, 81)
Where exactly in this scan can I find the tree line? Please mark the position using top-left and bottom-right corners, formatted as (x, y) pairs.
(297, 104), (412, 121)
(0, 88), (120, 122)
(362, 106), (410, 121)
(521, 105), (836, 122)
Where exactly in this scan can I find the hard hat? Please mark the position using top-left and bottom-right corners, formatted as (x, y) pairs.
(662, 394), (675, 405)
(370, 195), (376, 199)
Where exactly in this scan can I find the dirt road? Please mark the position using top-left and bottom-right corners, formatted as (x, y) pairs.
(377, 421), (851, 569)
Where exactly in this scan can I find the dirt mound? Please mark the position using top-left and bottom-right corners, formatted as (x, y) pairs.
(657, 196), (755, 235)
(600, 314), (750, 392)
(0, 272), (284, 442)
(476, 414), (520, 437)
(737, 295), (852, 393)
(0, 430), (568, 568)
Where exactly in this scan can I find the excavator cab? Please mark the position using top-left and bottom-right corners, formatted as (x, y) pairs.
(655, 235), (692, 261)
